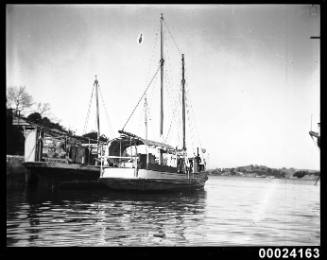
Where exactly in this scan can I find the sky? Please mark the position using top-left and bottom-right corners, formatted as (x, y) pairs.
(6, 4), (320, 170)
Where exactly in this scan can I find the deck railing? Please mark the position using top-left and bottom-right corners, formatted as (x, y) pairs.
(99, 155), (138, 176)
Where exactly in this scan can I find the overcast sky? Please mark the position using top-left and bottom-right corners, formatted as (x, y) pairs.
(6, 4), (320, 170)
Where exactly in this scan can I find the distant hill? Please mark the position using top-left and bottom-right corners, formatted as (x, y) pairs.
(207, 164), (320, 179)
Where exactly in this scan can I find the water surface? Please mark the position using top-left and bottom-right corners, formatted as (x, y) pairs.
(7, 176), (320, 246)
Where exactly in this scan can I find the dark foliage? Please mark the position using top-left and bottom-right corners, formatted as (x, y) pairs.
(209, 164), (319, 179)
(27, 112), (67, 133)
(6, 109), (24, 155)
(293, 171), (306, 178)
(82, 131), (109, 142)
(27, 112), (42, 124)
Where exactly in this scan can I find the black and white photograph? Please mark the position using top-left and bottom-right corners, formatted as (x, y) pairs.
(6, 4), (321, 249)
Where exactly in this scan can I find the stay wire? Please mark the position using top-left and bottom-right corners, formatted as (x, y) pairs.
(163, 54), (180, 142)
(185, 94), (196, 154)
(122, 64), (161, 131)
(145, 28), (160, 90)
(164, 68), (182, 143)
(98, 86), (114, 138)
(186, 86), (202, 149)
(83, 85), (95, 134)
(163, 19), (182, 55)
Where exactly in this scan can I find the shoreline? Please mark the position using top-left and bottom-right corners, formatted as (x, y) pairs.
(208, 174), (320, 182)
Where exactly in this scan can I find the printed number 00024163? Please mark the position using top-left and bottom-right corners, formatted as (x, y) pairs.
(258, 248), (320, 259)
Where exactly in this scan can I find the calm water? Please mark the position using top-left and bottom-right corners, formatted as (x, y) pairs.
(7, 176), (320, 246)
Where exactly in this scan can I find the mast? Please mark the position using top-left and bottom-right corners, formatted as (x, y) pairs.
(144, 96), (148, 140)
(182, 54), (186, 151)
(144, 95), (149, 168)
(160, 13), (164, 136)
(94, 75), (100, 145)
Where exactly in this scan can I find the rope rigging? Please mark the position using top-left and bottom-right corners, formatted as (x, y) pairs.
(186, 94), (197, 154)
(121, 64), (161, 131)
(163, 65), (182, 144)
(98, 86), (114, 137)
(83, 84), (95, 134)
(144, 28), (160, 91)
(135, 27), (160, 138)
(122, 14), (202, 155)
(185, 85), (202, 149)
(129, 15), (182, 144)
(164, 98), (180, 144)
(161, 22), (202, 152)
(83, 78), (114, 140)
(162, 42), (182, 138)
(165, 51), (181, 109)
(163, 19), (182, 55)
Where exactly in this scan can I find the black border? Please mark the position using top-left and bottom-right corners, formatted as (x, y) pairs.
(2, 1), (325, 258)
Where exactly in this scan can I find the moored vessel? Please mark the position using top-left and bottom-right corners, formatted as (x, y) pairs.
(99, 14), (208, 191)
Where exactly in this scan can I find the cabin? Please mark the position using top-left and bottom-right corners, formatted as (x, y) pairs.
(106, 132), (205, 174)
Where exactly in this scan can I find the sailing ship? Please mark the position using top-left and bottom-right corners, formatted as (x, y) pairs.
(99, 14), (208, 191)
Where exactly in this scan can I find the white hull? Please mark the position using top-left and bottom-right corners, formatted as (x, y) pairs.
(99, 167), (208, 191)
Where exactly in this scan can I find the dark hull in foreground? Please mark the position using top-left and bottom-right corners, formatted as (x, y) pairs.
(23, 161), (100, 188)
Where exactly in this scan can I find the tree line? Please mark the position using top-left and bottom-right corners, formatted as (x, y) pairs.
(208, 164), (320, 179)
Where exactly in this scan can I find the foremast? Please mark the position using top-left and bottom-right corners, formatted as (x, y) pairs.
(94, 75), (101, 154)
(182, 54), (186, 151)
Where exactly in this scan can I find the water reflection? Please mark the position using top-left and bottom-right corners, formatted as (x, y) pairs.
(7, 188), (207, 246)
(7, 176), (320, 246)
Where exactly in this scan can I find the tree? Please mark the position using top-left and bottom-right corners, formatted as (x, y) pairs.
(26, 112), (67, 133)
(35, 102), (51, 117)
(293, 171), (306, 178)
(6, 86), (33, 115)
(99, 134), (109, 143)
(27, 112), (42, 124)
(40, 117), (51, 127)
(82, 131), (108, 142)
(6, 109), (24, 155)
(82, 131), (98, 141)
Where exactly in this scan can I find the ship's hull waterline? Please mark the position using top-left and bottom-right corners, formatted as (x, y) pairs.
(100, 168), (208, 191)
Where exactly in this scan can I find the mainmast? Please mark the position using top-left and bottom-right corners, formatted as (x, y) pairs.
(94, 75), (100, 145)
(181, 54), (186, 151)
(160, 13), (164, 136)
(144, 96), (148, 140)
(144, 95), (149, 168)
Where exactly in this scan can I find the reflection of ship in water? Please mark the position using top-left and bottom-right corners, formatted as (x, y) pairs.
(93, 190), (207, 245)
(8, 188), (207, 246)
(6, 190), (41, 246)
